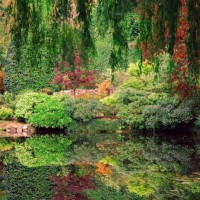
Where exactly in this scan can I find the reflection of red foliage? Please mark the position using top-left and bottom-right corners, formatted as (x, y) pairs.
(51, 174), (96, 200)
(52, 53), (96, 97)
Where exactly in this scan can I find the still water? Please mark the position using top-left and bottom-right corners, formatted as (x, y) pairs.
(0, 127), (200, 200)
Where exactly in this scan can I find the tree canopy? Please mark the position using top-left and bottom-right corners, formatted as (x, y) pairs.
(2, 0), (200, 94)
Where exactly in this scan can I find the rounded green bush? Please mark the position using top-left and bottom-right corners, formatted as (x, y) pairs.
(64, 98), (108, 122)
(28, 98), (72, 128)
(15, 92), (51, 121)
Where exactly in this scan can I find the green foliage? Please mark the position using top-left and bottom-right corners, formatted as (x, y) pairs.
(195, 117), (200, 128)
(28, 97), (72, 128)
(97, 1), (138, 69)
(66, 120), (122, 163)
(114, 139), (192, 173)
(15, 92), (50, 121)
(101, 62), (200, 131)
(0, 94), (4, 105)
(143, 98), (193, 130)
(5, 1), (95, 95)
(64, 98), (108, 122)
(0, 139), (13, 151)
(4, 0), (200, 86)
(4, 44), (59, 94)
(105, 88), (168, 129)
(0, 106), (13, 120)
(196, 144), (200, 156)
(100, 62), (173, 129)
(120, 62), (170, 93)
(86, 184), (143, 200)
(4, 161), (59, 200)
(66, 119), (121, 144)
(101, 138), (193, 197)
(67, 142), (105, 163)
(3, 92), (16, 109)
(14, 135), (72, 167)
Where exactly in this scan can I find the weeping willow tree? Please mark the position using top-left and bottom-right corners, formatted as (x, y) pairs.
(3, 0), (200, 94)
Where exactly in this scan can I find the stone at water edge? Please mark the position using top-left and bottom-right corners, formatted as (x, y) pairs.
(7, 127), (17, 134)
(17, 127), (23, 134)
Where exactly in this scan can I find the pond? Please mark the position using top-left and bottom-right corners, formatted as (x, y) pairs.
(0, 121), (200, 200)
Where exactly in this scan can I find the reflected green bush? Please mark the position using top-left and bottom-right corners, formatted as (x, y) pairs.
(4, 161), (59, 200)
(66, 119), (121, 147)
(86, 183), (143, 200)
(101, 139), (193, 197)
(14, 135), (72, 167)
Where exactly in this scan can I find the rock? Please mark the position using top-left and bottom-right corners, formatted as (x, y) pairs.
(17, 128), (23, 134)
(22, 132), (28, 137)
(9, 127), (17, 134)
(23, 124), (30, 130)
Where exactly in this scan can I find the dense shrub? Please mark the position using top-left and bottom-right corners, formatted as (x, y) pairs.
(4, 161), (59, 200)
(3, 92), (16, 109)
(101, 63), (200, 131)
(15, 92), (50, 121)
(143, 99), (193, 130)
(0, 106), (13, 120)
(14, 135), (72, 167)
(64, 98), (108, 122)
(86, 184), (143, 200)
(28, 97), (72, 128)
(100, 62), (177, 130)
(101, 88), (169, 129)
(120, 63), (170, 93)
(0, 139), (13, 151)
(4, 45), (59, 94)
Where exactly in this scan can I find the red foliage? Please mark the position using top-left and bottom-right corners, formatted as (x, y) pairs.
(138, 0), (196, 96)
(51, 174), (96, 200)
(171, 0), (194, 97)
(52, 53), (96, 97)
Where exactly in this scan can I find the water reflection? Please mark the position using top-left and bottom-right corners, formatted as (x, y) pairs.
(0, 125), (200, 199)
